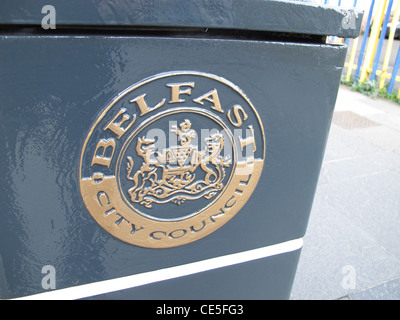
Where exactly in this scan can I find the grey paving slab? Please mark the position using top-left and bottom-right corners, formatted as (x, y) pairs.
(351, 126), (400, 154)
(290, 183), (400, 300)
(348, 277), (400, 300)
(319, 151), (400, 185)
(290, 86), (400, 300)
(323, 126), (387, 161)
(326, 171), (400, 255)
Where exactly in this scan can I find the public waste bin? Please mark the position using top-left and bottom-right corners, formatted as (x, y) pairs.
(0, 0), (362, 300)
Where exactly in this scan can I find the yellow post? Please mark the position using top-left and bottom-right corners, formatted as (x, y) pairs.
(346, 37), (360, 82)
(360, 0), (388, 83)
(380, 0), (400, 89)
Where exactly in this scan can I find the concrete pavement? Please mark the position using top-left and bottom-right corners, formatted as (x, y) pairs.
(290, 85), (400, 300)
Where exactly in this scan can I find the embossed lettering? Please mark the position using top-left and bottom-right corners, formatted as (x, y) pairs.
(224, 196), (236, 209)
(130, 93), (166, 116)
(190, 220), (207, 233)
(209, 208), (225, 223)
(169, 229), (187, 239)
(193, 89), (224, 113)
(97, 191), (111, 207)
(104, 208), (116, 215)
(239, 125), (256, 152)
(130, 224), (144, 235)
(150, 231), (167, 240)
(114, 213), (128, 225)
(91, 138), (116, 167)
(104, 108), (136, 139)
(102, 204), (144, 235)
(227, 105), (248, 127)
(167, 82), (195, 103)
(80, 71), (265, 248)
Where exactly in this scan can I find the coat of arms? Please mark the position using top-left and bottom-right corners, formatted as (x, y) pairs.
(126, 119), (231, 208)
(80, 71), (264, 248)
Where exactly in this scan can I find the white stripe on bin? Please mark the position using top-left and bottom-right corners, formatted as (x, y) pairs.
(15, 238), (303, 300)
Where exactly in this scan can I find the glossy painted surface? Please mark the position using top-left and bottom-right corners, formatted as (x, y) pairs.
(0, 34), (347, 299)
(0, 0), (363, 38)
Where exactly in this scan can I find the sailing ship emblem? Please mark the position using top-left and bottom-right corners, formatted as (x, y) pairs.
(126, 119), (231, 208)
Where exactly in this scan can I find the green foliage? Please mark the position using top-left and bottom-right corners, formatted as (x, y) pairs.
(352, 79), (380, 98)
(340, 76), (400, 103)
(379, 88), (400, 103)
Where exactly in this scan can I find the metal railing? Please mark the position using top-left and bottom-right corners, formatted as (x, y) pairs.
(326, 0), (400, 98)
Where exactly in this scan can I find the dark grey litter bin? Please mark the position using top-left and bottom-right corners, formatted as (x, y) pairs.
(0, 0), (362, 300)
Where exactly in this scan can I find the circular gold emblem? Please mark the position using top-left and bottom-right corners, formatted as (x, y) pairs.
(80, 71), (265, 248)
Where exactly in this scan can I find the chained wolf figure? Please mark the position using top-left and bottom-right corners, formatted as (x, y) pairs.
(126, 119), (231, 208)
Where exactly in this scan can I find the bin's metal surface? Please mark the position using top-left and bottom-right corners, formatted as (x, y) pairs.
(0, 0), (362, 299)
